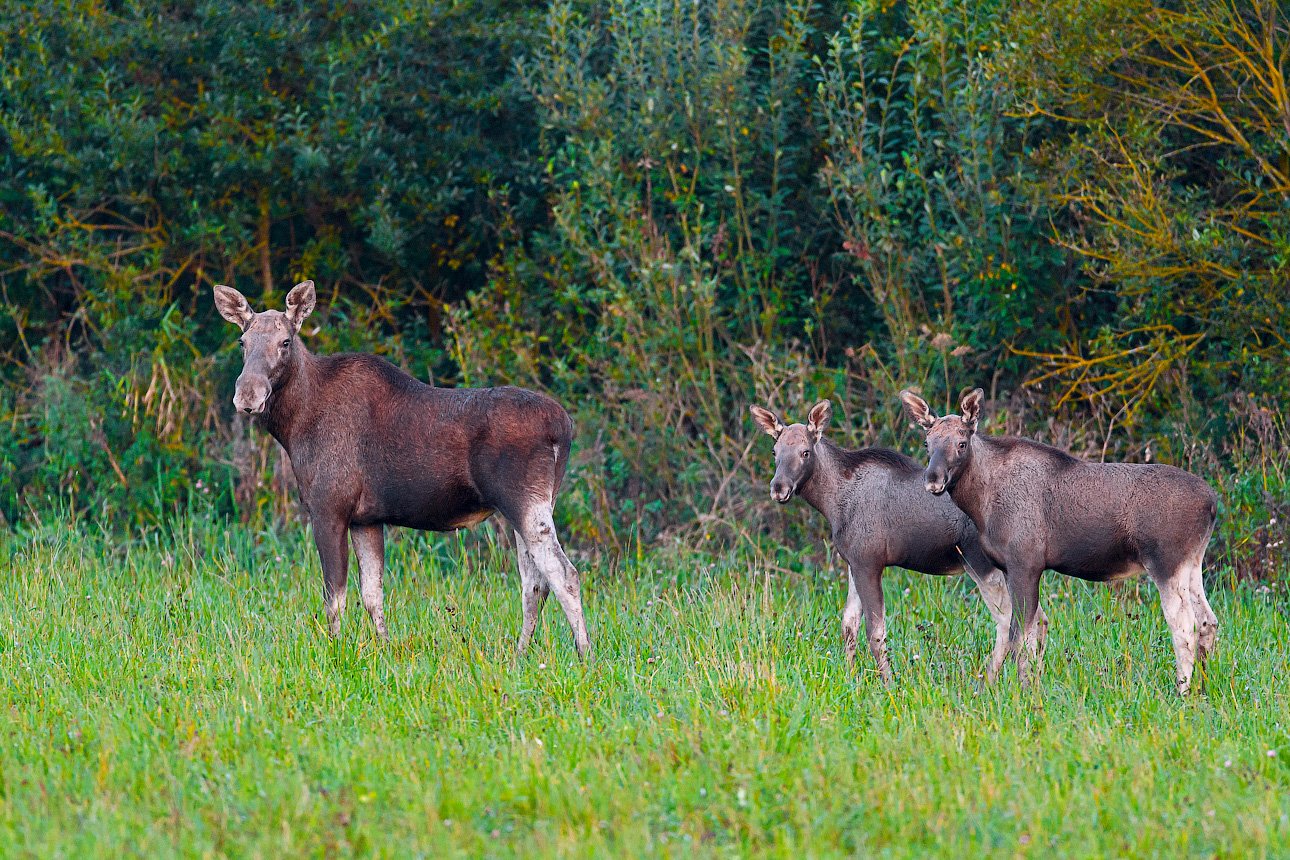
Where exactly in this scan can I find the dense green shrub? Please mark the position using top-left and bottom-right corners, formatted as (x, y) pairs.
(997, 0), (1290, 445)
(0, 0), (1285, 579)
(815, 1), (1069, 398)
(450, 0), (846, 546)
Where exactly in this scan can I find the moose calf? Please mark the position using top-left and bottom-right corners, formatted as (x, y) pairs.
(751, 400), (1017, 682)
(901, 388), (1218, 694)
(214, 280), (590, 656)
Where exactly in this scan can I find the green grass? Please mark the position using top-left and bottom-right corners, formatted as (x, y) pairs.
(0, 517), (1286, 858)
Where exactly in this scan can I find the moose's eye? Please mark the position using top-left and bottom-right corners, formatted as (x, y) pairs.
(281, 339), (291, 349)
(958, 440), (967, 450)
(802, 450), (811, 459)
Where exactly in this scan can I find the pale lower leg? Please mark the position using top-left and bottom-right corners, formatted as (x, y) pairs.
(351, 524), (388, 639)
(1007, 570), (1044, 688)
(865, 615), (891, 683)
(1156, 573), (1198, 696)
(1036, 605), (1051, 661)
(524, 510), (590, 658)
(514, 530), (550, 654)
(969, 568), (1012, 683)
(1187, 558), (1218, 662)
(841, 567), (861, 668)
(325, 588), (347, 637)
(854, 569), (891, 683)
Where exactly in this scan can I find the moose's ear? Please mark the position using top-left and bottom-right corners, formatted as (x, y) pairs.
(213, 285), (254, 330)
(806, 400), (832, 440)
(749, 405), (785, 439)
(900, 389), (937, 431)
(284, 280), (316, 332)
(959, 388), (985, 432)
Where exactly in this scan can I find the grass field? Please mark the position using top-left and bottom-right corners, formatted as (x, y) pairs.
(1, 517), (1287, 857)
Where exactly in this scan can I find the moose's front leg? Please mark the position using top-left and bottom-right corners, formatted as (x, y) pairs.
(853, 563), (892, 684)
(312, 516), (351, 637)
(841, 566), (862, 669)
(351, 524), (388, 639)
(1005, 559), (1045, 689)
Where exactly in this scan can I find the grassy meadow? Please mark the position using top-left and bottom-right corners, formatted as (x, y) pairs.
(0, 517), (1287, 857)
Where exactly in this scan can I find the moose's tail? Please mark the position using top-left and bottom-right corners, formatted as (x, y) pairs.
(549, 405), (574, 496)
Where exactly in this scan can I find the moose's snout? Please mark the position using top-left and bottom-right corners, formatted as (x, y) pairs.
(770, 480), (793, 504)
(234, 394), (266, 415)
(233, 375), (270, 415)
(924, 449), (952, 495)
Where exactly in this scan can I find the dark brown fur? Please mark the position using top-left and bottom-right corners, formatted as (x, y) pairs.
(214, 281), (590, 655)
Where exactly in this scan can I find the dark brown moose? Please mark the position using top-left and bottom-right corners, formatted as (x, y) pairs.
(214, 280), (590, 656)
(901, 388), (1218, 694)
(750, 400), (1020, 682)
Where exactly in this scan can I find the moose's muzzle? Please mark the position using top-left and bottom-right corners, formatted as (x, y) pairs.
(924, 466), (949, 495)
(233, 374), (271, 415)
(770, 479), (794, 504)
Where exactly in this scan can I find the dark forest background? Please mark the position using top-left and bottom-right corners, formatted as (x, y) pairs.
(1, 0), (1285, 578)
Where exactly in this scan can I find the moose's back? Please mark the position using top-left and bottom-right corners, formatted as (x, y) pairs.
(968, 437), (1217, 582)
(289, 353), (573, 532)
(828, 447), (970, 575)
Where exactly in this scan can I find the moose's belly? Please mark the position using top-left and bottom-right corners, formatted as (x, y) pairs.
(442, 508), (495, 531)
(351, 479), (494, 532)
(1052, 544), (1145, 583)
(371, 507), (494, 532)
(896, 545), (964, 576)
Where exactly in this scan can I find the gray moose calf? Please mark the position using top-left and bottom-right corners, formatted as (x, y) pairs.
(902, 388), (1218, 694)
(751, 400), (1020, 682)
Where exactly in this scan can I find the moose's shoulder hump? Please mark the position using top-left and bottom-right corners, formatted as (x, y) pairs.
(832, 444), (922, 476)
(987, 435), (1082, 468)
(320, 352), (426, 391)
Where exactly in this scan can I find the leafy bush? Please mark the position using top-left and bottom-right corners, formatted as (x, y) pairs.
(0, 0), (1285, 582)
(451, 0), (844, 546)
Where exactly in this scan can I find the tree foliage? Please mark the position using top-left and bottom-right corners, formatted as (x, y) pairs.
(1001, 0), (1289, 415)
(0, 0), (1285, 568)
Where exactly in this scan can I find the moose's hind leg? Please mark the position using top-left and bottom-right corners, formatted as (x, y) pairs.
(1151, 565), (1198, 696)
(520, 506), (591, 659)
(967, 566), (1013, 683)
(1187, 554), (1218, 663)
(514, 529), (550, 654)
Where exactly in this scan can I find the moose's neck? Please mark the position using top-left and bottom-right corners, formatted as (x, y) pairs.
(797, 438), (845, 522)
(258, 342), (316, 452)
(947, 435), (993, 529)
